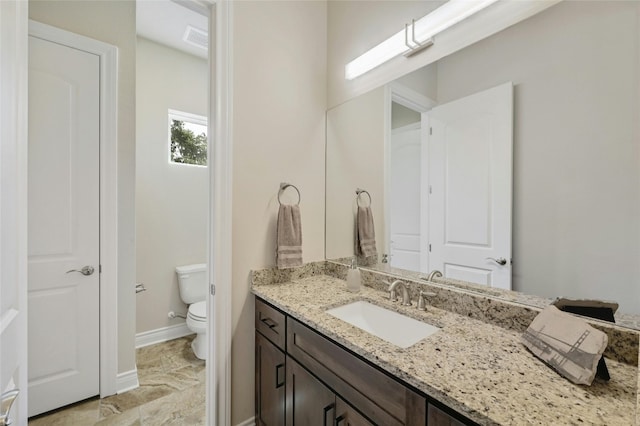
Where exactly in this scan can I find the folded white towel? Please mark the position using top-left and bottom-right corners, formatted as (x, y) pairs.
(276, 204), (303, 269)
(356, 206), (377, 258)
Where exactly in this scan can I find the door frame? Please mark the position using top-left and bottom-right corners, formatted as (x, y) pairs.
(207, 0), (233, 424)
(383, 83), (435, 272)
(0, 1), (29, 423)
(29, 20), (119, 397)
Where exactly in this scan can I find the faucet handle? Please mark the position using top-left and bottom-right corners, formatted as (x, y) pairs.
(1, 389), (19, 426)
(417, 291), (437, 311)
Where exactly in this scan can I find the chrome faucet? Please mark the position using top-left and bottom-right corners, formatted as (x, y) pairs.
(423, 270), (443, 282)
(388, 280), (411, 306)
(1, 389), (19, 426)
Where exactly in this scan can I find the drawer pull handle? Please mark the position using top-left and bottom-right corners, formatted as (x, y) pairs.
(323, 403), (335, 426)
(335, 414), (346, 426)
(260, 317), (277, 329)
(275, 363), (285, 388)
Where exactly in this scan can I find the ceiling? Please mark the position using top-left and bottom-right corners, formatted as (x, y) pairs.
(136, 0), (208, 59)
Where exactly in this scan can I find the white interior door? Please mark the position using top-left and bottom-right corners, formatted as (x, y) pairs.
(389, 124), (422, 271)
(1, 1), (29, 425)
(28, 35), (100, 416)
(428, 82), (513, 289)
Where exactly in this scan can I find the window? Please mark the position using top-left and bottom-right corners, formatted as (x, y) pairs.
(168, 109), (208, 166)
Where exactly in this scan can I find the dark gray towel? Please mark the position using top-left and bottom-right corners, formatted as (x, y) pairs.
(356, 206), (377, 258)
(276, 204), (303, 269)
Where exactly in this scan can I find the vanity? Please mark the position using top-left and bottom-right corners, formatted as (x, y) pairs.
(252, 262), (639, 426)
(255, 297), (436, 426)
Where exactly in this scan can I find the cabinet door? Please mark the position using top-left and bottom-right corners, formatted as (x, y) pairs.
(256, 332), (286, 426)
(427, 404), (466, 426)
(286, 356), (335, 426)
(335, 396), (375, 426)
(287, 317), (424, 426)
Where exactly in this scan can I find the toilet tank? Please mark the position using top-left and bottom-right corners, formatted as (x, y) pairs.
(176, 263), (207, 304)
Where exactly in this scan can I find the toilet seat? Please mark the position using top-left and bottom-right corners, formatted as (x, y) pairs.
(188, 301), (206, 321)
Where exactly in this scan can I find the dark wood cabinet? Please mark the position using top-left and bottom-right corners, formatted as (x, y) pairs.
(255, 330), (286, 425)
(335, 397), (375, 426)
(287, 316), (425, 426)
(254, 296), (473, 426)
(427, 404), (465, 426)
(255, 298), (286, 350)
(286, 356), (336, 426)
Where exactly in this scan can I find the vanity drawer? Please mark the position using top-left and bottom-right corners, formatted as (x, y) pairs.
(255, 298), (286, 350)
(287, 316), (426, 426)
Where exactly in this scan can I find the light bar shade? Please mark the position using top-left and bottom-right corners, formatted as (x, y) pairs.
(345, 0), (499, 80)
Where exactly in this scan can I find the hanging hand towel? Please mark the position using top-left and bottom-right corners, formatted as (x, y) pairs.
(276, 204), (303, 269)
(356, 206), (377, 258)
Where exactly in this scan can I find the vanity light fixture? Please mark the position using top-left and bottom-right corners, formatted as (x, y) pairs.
(345, 0), (499, 80)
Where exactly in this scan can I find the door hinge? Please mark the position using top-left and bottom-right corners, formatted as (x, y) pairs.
(210, 284), (216, 296)
(429, 127), (433, 135)
(429, 244), (432, 252)
(99, 264), (102, 273)
(429, 185), (432, 194)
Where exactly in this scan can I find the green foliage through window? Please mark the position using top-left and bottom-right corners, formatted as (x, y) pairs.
(170, 119), (207, 166)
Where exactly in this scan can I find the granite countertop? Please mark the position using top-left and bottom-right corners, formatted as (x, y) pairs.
(252, 275), (638, 426)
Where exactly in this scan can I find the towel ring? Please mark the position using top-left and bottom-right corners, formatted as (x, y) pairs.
(356, 188), (371, 208)
(278, 182), (301, 205)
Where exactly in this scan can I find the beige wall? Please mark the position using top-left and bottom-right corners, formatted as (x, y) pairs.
(326, 87), (386, 260)
(395, 63), (438, 101)
(436, 1), (640, 312)
(135, 37), (208, 334)
(29, 0), (137, 373)
(231, 1), (327, 423)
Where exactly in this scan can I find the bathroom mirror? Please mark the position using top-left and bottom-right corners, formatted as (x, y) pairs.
(325, 1), (640, 321)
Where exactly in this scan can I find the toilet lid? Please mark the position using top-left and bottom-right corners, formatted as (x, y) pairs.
(189, 301), (207, 320)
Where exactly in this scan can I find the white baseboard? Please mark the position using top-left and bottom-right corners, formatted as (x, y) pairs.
(116, 368), (139, 394)
(135, 322), (193, 348)
(235, 418), (256, 426)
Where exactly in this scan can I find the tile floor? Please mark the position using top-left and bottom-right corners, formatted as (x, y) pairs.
(28, 335), (206, 426)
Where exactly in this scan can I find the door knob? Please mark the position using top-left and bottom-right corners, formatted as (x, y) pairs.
(1, 389), (19, 426)
(486, 257), (507, 266)
(66, 265), (95, 276)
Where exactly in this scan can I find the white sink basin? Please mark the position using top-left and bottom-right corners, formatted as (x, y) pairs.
(326, 301), (439, 348)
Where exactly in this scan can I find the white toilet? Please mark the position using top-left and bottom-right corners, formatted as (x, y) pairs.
(176, 263), (208, 360)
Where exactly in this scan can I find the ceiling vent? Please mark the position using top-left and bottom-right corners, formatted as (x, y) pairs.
(183, 25), (208, 50)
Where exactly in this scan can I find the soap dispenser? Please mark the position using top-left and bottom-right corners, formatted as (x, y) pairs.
(346, 258), (361, 293)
